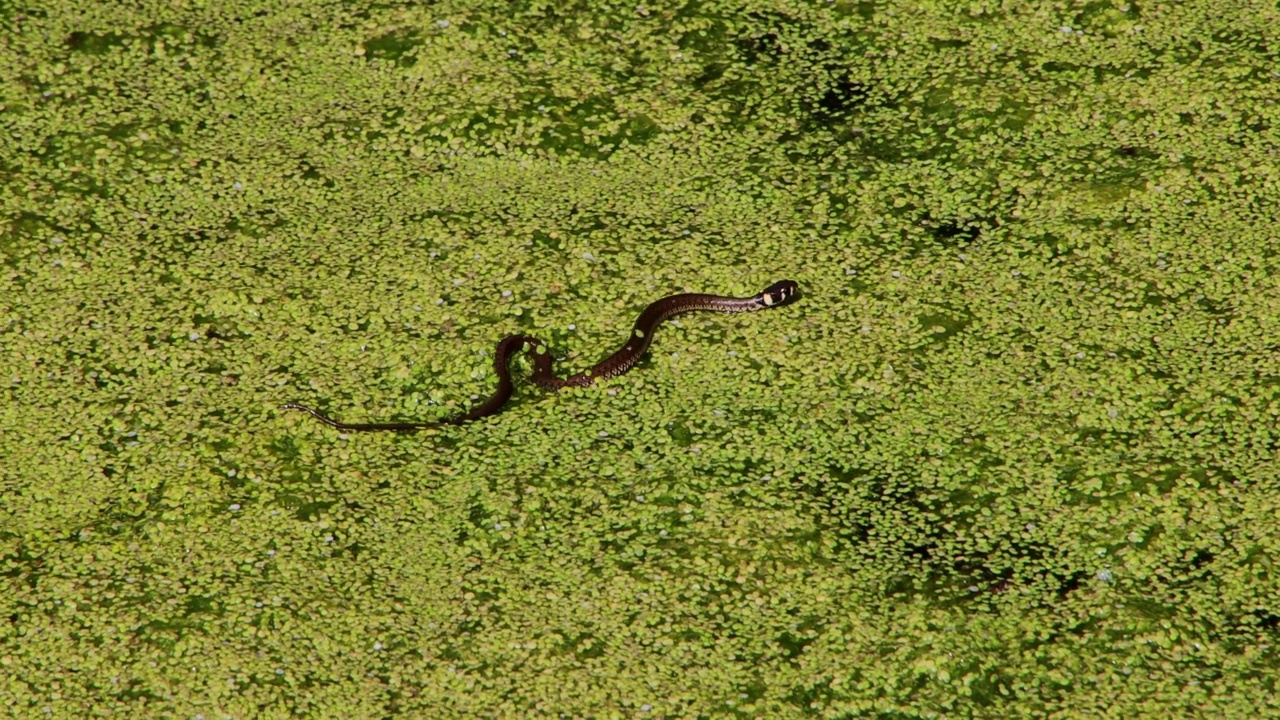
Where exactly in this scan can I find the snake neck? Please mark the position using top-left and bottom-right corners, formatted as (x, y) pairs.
(521, 291), (770, 390)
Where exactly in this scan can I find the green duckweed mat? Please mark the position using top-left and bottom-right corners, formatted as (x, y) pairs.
(3, 0), (1279, 717)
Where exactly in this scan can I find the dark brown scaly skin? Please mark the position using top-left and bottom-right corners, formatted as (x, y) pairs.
(281, 280), (799, 432)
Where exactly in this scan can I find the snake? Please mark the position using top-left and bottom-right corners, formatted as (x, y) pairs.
(280, 280), (799, 432)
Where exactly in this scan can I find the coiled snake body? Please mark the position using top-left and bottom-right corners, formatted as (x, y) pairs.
(281, 280), (799, 431)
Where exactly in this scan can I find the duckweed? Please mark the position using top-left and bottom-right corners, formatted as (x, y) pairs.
(3, 0), (1279, 716)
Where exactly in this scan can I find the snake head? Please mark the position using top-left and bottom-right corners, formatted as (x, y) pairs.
(759, 280), (799, 307)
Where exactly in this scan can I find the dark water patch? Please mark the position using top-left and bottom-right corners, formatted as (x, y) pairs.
(363, 28), (423, 67)
(65, 30), (128, 54)
(915, 309), (971, 347)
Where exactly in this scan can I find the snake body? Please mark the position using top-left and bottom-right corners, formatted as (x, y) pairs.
(281, 280), (798, 432)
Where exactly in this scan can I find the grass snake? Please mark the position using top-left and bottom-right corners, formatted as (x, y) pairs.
(281, 280), (799, 432)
